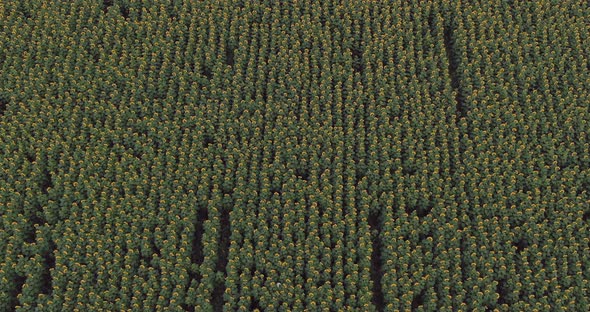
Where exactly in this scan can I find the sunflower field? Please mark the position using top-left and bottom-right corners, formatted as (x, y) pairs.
(1, 1), (589, 311)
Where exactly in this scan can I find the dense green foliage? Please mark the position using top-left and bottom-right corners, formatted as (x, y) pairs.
(1, 0), (589, 311)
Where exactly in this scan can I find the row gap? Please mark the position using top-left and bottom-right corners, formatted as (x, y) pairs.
(40, 168), (53, 195)
(513, 238), (529, 253)
(295, 167), (310, 181)
(441, 13), (466, 124)
(102, 0), (129, 19)
(23, 208), (45, 244)
(203, 134), (215, 148)
(190, 208), (208, 268)
(225, 45), (235, 67)
(39, 239), (57, 296)
(352, 46), (363, 75)
(9, 274), (26, 311)
(212, 203), (231, 311)
(368, 207), (385, 311)
(411, 288), (426, 311)
(201, 66), (213, 80)
(249, 298), (262, 311)
(406, 202), (433, 218)
(496, 278), (515, 306)
(102, 0), (113, 12)
(0, 95), (8, 116)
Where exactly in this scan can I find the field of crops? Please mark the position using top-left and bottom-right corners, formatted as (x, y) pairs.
(1, 0), (589, 311)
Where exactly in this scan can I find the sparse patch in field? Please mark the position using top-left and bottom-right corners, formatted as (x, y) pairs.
(496, 278), (507, 304)
(416, 204), (433, 218)
(225, 46), (235, 67)
(296, 167), (310, 181)
(180, 303), (195, 312)
(402, 164), (417, 176)
(203, 134), (215, 148)
(579, 179), (590, 197)
(270, 186), (281, 196)
(201, 66), (213, 80)
(401, 151), (418, 176)
(405, 200), (433, 218)
(25, 151), (35, 163)
(495, 278), (516, 305)
(513, 238), (529, 253)
(0, 95), (8, 116)
(102, 0), (113, 13)
(249, 298), (262, 311)
(260, 86), (268, 102)
(411, 288), (426, 310)
(39, 168), (52, 195)
(17, 2), (31, 19)
(102, 0), (129, 18)
(352, 46), (363, 75)
(119, 5), (129, 19)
